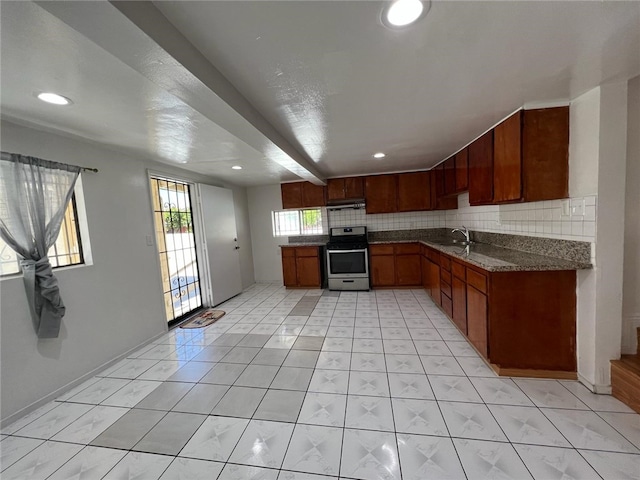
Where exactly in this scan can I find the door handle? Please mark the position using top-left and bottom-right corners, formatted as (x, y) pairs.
(235, 246), (240, 250)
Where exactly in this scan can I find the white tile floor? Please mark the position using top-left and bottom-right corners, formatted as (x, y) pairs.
(2, 284), (640, 480)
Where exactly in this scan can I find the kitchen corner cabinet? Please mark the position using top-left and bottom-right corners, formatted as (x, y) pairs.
(420, 244), (576, 374)
(369, 243), (422, 287)
(327, 177), (364, 201)
(431, 166), (458, 211)
(281, 182), (326, 209)
(281, 246), (322, 288)
(455, 148), (469, 192)
(493, 106), (569, 203)
(397, 171), (431, 212)
(443, 157), (456, 196)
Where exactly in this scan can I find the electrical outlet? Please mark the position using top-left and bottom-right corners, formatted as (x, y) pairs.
(561, 200), (570, 217)
(571, 199), (585, 217)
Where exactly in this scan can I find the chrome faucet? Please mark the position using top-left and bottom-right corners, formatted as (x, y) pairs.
(451, 226), (471, 243)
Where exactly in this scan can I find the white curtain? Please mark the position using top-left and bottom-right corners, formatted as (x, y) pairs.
(0, 153), (81, 338)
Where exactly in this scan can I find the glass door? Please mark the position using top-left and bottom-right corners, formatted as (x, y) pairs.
(150, 177), (202, 324)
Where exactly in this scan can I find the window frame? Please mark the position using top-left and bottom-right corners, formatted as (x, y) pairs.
(272, 207), (325, 237)
(0, 192), (85, 277)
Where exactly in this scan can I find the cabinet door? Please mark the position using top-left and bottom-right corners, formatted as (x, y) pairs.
(396, 254), (422, 286)
(432, 167), (458, 210)
(327, 178), (345, 201)
(468, 131), (494, 205)
(281, 182), (302, 209)
(452, 276), (468, 334)
(455, 148), (469, 192)
(344, 177), (364, 198)
(444, 157), (456, 196)
(522, 107), (569, 202)
(428, 259), (441, 305)
(493, 111), (523, 203)
(397, 172), (431, 212)
(282, 256), (298, 287)
(421, 256), (429, 290)
(467, 285), (488, 357)
(302, 183), (326, 207)
(296, 256), (321, 287)
(370, 255), (396, 286)
(365, 175), (397, 214)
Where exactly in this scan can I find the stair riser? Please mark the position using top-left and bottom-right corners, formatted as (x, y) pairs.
(611, 362), (640, 414)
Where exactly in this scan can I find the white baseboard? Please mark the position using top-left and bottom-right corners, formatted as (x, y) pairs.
(577, 373), (612, 394)
(0, 330), (167, 429)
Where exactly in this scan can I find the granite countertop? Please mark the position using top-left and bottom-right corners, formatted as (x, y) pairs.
(370, 239), (592, 272)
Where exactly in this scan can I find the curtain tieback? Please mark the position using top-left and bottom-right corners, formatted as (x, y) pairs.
(20, 257), (66, 337)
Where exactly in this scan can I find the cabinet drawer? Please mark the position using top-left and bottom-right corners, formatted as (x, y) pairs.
(282, 248), (295, 258)
(441, 280), (452, 299)
(441, 269), (452, 286)
(467, 268), (487, 294)
(440, 255), (451, 272)
(369, 245), (394, 255)
(441, 293), (453, 317)
(394, 243), (420, 255)
(296, 247), (319, 257)
(452, 261), (466, 280)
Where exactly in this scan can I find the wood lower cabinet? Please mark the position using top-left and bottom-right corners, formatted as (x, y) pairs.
(420, 244), (576, 374)
(281, 246), (322, 288)
(467, 284), (488, 357)
(370, 243), (422, 287)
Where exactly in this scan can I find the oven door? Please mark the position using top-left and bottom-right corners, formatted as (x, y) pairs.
(326, 249), (369, 278)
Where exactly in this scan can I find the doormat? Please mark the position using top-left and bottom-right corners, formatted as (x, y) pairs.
(180, 309), (226, 329)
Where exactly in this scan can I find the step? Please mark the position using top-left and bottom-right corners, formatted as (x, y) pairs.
(611, 355), (640, 414)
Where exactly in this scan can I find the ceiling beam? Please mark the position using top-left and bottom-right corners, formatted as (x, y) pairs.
(36, 0), (326, 185)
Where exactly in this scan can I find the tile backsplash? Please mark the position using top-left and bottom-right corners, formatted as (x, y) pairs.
(327, 192), (597, 244)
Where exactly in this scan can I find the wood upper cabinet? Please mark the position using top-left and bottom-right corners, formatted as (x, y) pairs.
(431, 166), (458, 210)
(468, 130), (494, 205)
(365, 174), (397, 214)
(281, 182), (303, 209)
(281, 246), (322, 288)
(494, 111), (523, 203)
(327, 177), (364, 201)
(455, 148), (469, 192)
(397, 171), (431, 212)
(281, 182), (326, 209)
(444, 157), (456, 196)
(493, 107), (569, 204)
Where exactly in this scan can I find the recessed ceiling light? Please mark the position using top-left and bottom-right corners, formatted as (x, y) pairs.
(37, 92), (72, 105)
(231, 165), (243, 170)
(373, 152), (386, 159)
(382, 0), (428, 28)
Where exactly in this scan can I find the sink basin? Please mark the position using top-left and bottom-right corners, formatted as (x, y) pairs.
(432, 239), (475, 247)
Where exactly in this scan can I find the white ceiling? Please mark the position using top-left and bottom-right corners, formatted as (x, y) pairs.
(2, 1), (639, 186)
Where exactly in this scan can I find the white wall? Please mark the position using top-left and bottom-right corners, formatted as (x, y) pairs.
(622, 75), (640, 354)
(0, 120), (254, 422)
(247, 185), (283, 284)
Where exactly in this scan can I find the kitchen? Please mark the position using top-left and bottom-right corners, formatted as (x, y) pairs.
(1, 1), (639, 478)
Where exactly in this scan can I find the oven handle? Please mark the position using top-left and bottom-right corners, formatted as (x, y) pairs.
(326, 249), (368, 254)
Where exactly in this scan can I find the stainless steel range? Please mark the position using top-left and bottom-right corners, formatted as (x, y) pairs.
(326, 226), (370, 291)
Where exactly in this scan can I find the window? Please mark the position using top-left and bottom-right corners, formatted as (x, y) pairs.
(272, 208), (324, 236)
(0, 194), (84, 276)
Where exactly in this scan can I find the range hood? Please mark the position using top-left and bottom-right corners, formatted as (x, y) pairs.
(326, 198), (366, 211)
